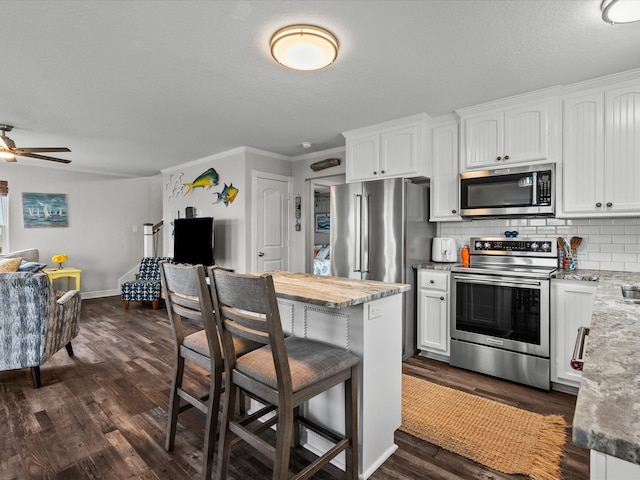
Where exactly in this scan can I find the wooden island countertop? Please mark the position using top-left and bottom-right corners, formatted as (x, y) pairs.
(264, 270), (411, 309)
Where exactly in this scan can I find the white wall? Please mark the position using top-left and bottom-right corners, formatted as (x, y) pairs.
(161, 147), (291, 273)
(1, 163), (162, 297)
(438, 217), (640, 272)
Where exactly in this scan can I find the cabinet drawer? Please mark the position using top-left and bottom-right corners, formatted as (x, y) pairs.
(418, 270), (449, 291)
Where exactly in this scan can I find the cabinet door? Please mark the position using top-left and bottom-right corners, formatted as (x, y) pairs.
(562, 92), (605, 215)
(462, 111), (503, 169)
(430, 122), (461, 221)
(503, 102), (549, 164)
(417, 289), (449, 355)
(551, 280), (597, 387)
(346, 133), (379, 182)
(605, 86), (640, 213)
(380, 124), (419, 177)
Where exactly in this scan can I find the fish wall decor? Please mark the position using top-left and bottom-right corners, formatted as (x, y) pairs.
(213, 183), (238, 206)
(183, 168), (219, 195)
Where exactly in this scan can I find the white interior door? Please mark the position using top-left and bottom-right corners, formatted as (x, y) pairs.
(253, 172), (290, 272)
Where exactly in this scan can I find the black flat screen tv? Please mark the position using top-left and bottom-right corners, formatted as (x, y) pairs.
(173, 217), (214, 266)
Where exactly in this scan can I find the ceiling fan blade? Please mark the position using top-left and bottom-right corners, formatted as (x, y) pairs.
(14, 147), (71, 153)
(19, 152), (71, 164)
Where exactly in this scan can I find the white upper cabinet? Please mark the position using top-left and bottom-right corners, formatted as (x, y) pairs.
(457, 88), (559, 171)
(430, 118), (461, 222)
(344, 113), (431, 183)
(560, 79), (640, 217)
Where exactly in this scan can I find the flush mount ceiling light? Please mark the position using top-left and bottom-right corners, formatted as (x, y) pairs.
(270, 25), (338, 71)
(601, 0), (640, 24)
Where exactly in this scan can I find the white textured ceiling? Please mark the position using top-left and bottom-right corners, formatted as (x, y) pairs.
(1, 0), (639, 177)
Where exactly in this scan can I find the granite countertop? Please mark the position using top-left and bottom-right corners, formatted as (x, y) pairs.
(264, 271), (411, 309)
(572, 270), (640, 465)
(413, 262), (456, 271)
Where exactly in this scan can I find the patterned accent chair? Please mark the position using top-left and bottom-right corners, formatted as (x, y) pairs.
(0, 271), (81, 388)
(121, 257), (173, 310)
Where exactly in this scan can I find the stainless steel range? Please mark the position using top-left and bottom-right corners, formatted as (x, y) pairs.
(450, 237), (557, 390)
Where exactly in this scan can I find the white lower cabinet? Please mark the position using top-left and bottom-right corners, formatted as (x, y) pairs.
(591, 450), (640, 480)
(550, 279), (597, 388)
(417, 269), (450, 358)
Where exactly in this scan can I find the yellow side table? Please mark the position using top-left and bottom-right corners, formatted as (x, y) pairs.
(43, 267), (82, 290)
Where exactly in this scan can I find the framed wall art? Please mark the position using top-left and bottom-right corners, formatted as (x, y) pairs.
(22, 193), (69, 228)
(315, 213), (330, 233)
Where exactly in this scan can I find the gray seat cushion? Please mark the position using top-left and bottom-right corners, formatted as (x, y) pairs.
(235, 337), (359, 393)
(183, 330), (259, 359)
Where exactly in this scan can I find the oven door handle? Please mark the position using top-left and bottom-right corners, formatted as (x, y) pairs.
(453, 274), (542, 288)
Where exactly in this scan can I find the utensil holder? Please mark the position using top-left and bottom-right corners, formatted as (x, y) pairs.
(559, 249), (577, 270)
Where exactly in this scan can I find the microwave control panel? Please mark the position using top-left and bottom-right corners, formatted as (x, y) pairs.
(537, 172), (552, 205)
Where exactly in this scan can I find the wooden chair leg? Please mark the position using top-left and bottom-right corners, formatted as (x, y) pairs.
(31, 366), (42, 389)
(346, 366), (359, 480)
(65, 342), (74, 357)
(152, 300), (159, 310)
(202, 372), (221, 480)
(123, 300), (129, 309)
(165, 355), (185, 451)
(273, 404), (294, 480)
(216, 383), (238, 480)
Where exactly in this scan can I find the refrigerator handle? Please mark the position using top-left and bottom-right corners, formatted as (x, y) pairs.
(353, 194), (362, 272)
(361, 194), (370, 273)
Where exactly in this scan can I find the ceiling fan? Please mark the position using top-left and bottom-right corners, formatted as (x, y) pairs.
(0, 124), (71, 164)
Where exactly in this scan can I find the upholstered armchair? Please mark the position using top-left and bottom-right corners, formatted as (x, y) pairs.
(0, 271), (81, 388)
(121, 257), (173, 310)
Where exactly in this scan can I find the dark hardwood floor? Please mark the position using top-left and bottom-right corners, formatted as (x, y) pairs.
(0, 296), (589, 480)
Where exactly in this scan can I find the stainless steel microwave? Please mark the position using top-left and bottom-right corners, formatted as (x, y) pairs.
(460, 164), (555, 218)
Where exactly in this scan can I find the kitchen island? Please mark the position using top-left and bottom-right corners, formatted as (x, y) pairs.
(266, 271), (411, 479)
(569, 271), (640, 479)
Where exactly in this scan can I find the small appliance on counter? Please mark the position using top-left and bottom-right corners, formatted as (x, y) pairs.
(432, 237), (457, 263)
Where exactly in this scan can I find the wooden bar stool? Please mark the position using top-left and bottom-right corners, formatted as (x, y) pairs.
(160, 262), (222, 480)
(160, 262), (258, 479)
(208, 267), (359, 480)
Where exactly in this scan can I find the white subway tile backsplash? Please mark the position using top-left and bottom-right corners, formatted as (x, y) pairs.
(590, 253), (613, 261)
(601, 261), (625, 270)
(612, 234), (639, 244)
(436, 216), (640, 272)
(589, 218), (614, 226)
(601, 244), (625, 253)
(576, 226), (601, 234)
(612, 253), (639, 263)
(588, 235), (612, 244)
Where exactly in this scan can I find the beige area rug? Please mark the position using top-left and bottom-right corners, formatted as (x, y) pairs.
(401, 374), (567, 480)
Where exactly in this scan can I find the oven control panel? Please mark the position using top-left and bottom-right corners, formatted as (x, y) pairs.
(470, 237), (556, 256)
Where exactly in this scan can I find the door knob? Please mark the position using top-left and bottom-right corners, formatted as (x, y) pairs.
(258, 252), (265, 257)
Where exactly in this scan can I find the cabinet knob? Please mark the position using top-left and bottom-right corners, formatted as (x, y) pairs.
(429, 279), (434, 284)
(451, 209), (457, 214)
(606, 202), (613, 207)
(504, 155), (510, 160)
(440, 296), (445, 301)
(596, 202), (602, 208)
(496, 156), (502, 161)
(381, 170), (385, 174)
(373, 171), (377, 175)
(258, 252), (265, 257)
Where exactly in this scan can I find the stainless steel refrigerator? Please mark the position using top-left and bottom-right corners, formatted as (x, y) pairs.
(330, 178), (435, 359)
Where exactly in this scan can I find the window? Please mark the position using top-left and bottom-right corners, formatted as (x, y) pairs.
(0, 181), (7, 253)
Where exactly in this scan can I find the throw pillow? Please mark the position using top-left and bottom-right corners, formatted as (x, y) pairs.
(18, 260), (48, 273)
(0, 257), (23, 272)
